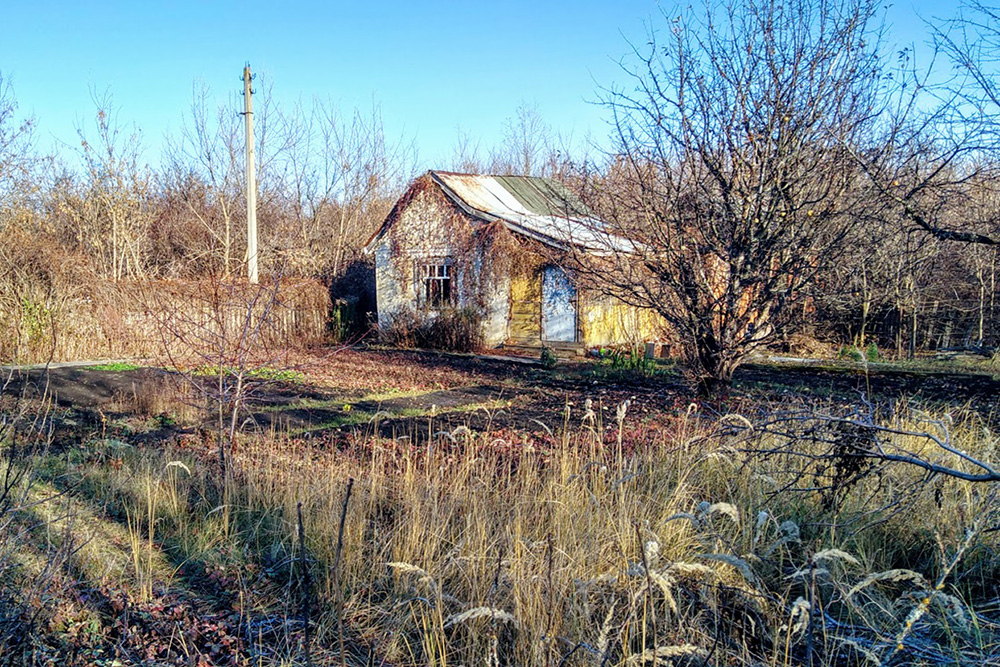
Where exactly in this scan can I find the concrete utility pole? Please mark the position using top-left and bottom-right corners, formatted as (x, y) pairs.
(243, 64), (259, 284)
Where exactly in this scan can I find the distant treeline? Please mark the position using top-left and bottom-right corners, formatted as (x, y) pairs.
(0, 49), (997, 364)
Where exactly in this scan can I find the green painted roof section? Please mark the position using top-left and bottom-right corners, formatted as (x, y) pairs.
(493, 175), (592, 218)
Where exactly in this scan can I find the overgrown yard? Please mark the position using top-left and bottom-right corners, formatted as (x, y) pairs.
(2, 348), (1000, 666)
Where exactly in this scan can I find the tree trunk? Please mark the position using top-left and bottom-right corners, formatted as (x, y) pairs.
(979, 281), (986, 344)
(693, 329), (739, 395)
(896, 301), (904, 359)
(858, 267), (869, 348)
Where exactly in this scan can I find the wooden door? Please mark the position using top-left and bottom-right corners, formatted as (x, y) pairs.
(541, 266), (577, 342)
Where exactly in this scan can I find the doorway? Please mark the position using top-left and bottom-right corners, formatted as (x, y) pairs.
(541, 266), (577, 342)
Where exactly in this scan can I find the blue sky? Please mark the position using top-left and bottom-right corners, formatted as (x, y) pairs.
(1, 1), (952, 171)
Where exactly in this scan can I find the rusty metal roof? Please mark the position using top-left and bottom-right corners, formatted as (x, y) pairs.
(492, 175), (591, 218)
(431, 171), (630, 253)
(364, 171), (634, 254)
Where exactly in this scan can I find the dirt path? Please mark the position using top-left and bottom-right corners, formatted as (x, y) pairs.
(251, 384), (510, 434)
(2, 365), (181, 409)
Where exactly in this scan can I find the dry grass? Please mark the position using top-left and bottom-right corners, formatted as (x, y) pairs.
(4, 399), (997, 666)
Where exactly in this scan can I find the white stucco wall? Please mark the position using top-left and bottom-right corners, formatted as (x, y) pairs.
(373, 184), (511, 348)
(373, 239), (407, 322)
(475, 247), (511, 347)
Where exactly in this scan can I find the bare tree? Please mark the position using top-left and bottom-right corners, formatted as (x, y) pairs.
(964, 242), (998, 345)
(65, 91), (154, 281)
(162, 75), (298, 278)
(280, 100), (413, 279)
(0, 74), (60, 364)
(451, 105), (581, 179)
(0, 73), (37, 215)
(449, 125), (485, 174)
(849, 1), (1000, 249)
(577, 0), (887, 392)
(162, 83), (246, 276)
(490, 102), (553, 176)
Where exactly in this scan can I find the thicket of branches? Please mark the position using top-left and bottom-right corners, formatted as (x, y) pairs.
(2, 0), (1000, 375)
(563, 0), (1000, 390)
(0, 79), (583, 282)
(0, 72), (593, 362)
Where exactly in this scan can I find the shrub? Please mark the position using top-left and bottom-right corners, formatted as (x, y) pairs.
(595, 345), (660, 377)
(379, 308), (483, 353)
(837, 344), (864, 362)
(420, 307), (483, 352)
(378, 310), (419, 349)
(328, 300), (355, 343)
(837, 343), (881, 363)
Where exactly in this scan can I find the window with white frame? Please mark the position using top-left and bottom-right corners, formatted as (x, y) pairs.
(416, 259), (453, 308)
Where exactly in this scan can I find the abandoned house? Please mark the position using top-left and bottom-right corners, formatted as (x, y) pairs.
(364, 170), (666, 353)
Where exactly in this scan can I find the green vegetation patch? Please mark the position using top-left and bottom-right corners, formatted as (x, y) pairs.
(87, 361), (141, 372)
(591, 346), (677, 379)
(192, 365), (305, 383)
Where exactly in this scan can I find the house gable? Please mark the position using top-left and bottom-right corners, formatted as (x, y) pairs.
(366, 171), (614, 254)
(370, 174), (507, 334)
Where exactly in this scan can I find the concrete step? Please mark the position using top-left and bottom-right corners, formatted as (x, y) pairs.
(502, 341), (586, 358)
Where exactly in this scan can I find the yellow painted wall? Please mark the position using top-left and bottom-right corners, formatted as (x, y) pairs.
(579, 294), (668, 348)
(505, 262), (669, 348)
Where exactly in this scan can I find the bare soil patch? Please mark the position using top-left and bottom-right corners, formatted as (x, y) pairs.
(5, 349), (998, 444)
(735, 361), (1000, 415)
(3, 365), (182, 409)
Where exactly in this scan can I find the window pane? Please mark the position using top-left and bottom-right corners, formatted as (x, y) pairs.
(417, 261), (454, 307)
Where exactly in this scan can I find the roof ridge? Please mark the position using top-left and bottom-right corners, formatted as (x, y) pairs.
(432, 169), (561, 183)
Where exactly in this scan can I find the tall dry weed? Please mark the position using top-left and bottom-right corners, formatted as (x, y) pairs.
(8, 399), (1000, 665)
